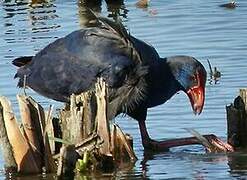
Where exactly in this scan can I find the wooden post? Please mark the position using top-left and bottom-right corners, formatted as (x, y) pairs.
(81, 92), (96, 139)
(52, 117), (62, 154)
(226, 89), (247, 148)
(17, 95), (43, 169)
(95, 78), (111, 156)
(57, 145), (78, 178)
(240, 89), (247, 112)
(17, 95), (56, 173)
(111, 124), (137, 164)
(60, 93), (85, 144)
(0, 96), (40, 173)
(0, 102), (17, 174)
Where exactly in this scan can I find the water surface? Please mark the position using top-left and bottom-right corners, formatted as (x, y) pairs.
(1, 0), (247, 179)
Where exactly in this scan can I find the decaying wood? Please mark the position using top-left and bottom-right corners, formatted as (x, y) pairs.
(42, 104), (57, 172)
(95, 79), (111, 156)
(4, 78), (244, 177)
(0, 96), (40, 173)
(227, 88), (247, 148)
(58, 78), (136, 175)
(0, 101), (17, 173)
(57, 145), (79, 178)
(75, 133), (101, 156)
(52, 117), (62, 154)
(1, 78), (136, 176)
(17, 95), (42, 169)
(240, 89), (247, 113)
(112, 124), (137, 162)
(17, 95), (56, 173)
(81, 93), (96, 139)
(60, 93), (85, 144)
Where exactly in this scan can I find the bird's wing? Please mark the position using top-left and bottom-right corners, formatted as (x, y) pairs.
(15, 17), (148, 105)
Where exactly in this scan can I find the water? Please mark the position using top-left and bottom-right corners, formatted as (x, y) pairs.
(1, 0), (247, 179)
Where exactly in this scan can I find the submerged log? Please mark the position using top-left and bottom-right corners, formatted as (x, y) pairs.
(226, 88), (247, 149)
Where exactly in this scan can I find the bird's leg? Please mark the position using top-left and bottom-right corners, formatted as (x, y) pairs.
(138, 119), (198, 151)
(138, 120), (234, 152)
(138, 120), (172, 151)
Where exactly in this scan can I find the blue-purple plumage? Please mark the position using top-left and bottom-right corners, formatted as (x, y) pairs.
(13, 16), (206, 121)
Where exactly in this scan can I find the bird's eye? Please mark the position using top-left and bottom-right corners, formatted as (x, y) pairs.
(190, 75), (197, 84)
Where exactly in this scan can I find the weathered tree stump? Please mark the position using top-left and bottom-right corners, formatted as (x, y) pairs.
(57, 78), (137, 178)
(57, 145), (79, 178)
(0, 95), (57, 175)
(17, 95), (56, 172)
(226, 88), (247, 149)
(0, 78), (136, 178)
(111, 124), (137, 164)
(0, 101), (17, 174)
(0, 96), (40, 174)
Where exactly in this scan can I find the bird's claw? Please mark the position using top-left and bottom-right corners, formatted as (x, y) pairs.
(204, 134), (234, 153)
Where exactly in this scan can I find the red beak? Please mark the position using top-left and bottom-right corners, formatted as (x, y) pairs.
(186, 86), (205, 115)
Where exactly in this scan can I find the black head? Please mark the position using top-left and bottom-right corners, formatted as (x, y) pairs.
(167, 56), (207, 115)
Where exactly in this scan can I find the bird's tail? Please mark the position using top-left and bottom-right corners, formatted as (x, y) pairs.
(12, 56), (33, 88)
(12, 56), (33, 67)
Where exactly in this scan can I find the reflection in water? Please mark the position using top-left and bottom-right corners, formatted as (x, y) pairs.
(78, 1), (100, 28)
(2, 0), (29, 19)
(105, 0), (128, 20)
(228, 152), (247, 176)
(79, 0), (102, 13)
(2, 0), (128, 44)
(141, 151), (154, 179)
(27, 1), (59, 34)
(28, 7), (59, 34)
(2, 1), (29, 44)
(141, 149), (247, 179)
(78, 0), (128, 28)
(2, 0), (59, 45)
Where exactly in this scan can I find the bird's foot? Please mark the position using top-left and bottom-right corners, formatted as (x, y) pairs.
(142, 135), (234, 153)
(204, 134), (234, 153)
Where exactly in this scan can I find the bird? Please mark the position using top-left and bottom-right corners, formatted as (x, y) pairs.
(13, 16), (207, 151)
(207, 59), (221, 84)
(136, 0), (150, 8)
(219, 1), (237, 9)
